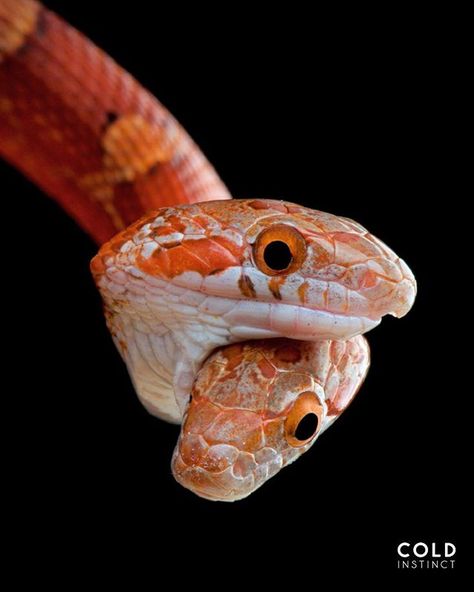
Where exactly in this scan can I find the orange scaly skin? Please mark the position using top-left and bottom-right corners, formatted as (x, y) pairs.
(0, 1), (417, 501)
(0, 0), (230, 244)
(91, 198), (414, 427)
(173, 337), (370, 501)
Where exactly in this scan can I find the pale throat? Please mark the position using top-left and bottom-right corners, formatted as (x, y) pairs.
(102, 278), (280, 424)
(107, 314), (216, 423)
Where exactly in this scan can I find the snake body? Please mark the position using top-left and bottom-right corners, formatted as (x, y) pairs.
(0, 0), (416, 501)
(0, 0), (230, 243)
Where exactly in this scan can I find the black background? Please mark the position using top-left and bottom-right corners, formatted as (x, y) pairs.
(3, 1), (466, 582)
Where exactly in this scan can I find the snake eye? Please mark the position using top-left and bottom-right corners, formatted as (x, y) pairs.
(254, 224), (306, 275)
(285, 391), (324, 447)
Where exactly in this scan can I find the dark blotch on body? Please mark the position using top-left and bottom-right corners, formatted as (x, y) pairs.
(238, 274), (256, 298)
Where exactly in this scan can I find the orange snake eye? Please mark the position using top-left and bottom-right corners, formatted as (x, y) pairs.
(285, 391), (324, 447)
(254, 224), (306, 275)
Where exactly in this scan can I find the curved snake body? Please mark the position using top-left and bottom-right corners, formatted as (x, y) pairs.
(0, 0), (416, 501)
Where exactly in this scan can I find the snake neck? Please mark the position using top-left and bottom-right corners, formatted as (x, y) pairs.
(99, 263), (287, 423)
(101, 278), (230, 424)
(0, 0), (231, 245)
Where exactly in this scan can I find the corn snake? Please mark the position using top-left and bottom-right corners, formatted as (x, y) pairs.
(0, 0), (416, 500)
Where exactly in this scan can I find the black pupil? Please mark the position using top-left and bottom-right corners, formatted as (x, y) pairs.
(295, 413), (318, 441)
(263, 241), (293, 271)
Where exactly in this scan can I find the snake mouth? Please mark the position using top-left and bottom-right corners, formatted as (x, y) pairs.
(202, 298), (381, 341)
(172, 449), (284, 502)
(195, 269), (417, 341)
(178, 271), (416, 342)
(178, 480), (246, 502)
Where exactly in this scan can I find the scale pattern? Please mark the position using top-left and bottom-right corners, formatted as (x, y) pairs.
(0, 0), (416, 501)
(0, 0), (230, 244)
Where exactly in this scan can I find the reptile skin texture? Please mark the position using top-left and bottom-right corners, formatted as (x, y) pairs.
(0, 0), (416, 500)
(0, 0), (231, 244)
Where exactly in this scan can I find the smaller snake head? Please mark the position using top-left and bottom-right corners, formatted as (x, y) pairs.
(172, 336), (369, 501)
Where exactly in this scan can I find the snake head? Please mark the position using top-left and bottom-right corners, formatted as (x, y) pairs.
(172, 336), (369, 501)
(91, 199), (415, 421)
(92, 198), (416, 343)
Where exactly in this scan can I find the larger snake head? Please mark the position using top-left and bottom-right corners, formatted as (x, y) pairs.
(91, 199), (416, 421)
(172, 336), (370, 501)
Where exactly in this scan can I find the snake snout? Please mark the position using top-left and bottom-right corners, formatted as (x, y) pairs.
(171, 439), (282, 502)
(346, 254), (416, 322)
(390, 276), (417, 318)
(394, 258), (417, 317)
(374, 257), (417, 319)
